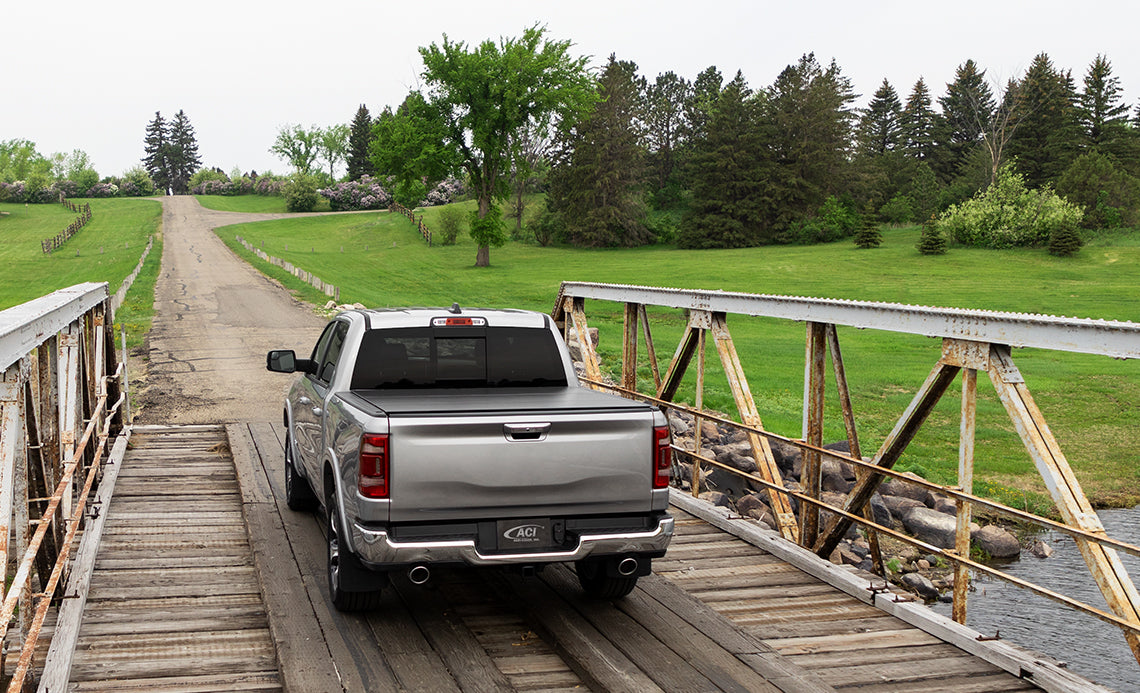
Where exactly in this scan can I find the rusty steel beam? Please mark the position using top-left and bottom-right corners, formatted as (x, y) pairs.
(709, 313), (799, 543)
(692, 326), (706, 498)
(801, 323), (826, 547)
(0, 283), (108, 371)
(637, 305), (662, 392)
(814, 360), (961, 558)
(556, 282), (1140, 359)
(987, 345), (1140, 661)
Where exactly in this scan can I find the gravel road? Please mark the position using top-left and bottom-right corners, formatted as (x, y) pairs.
(135, 196), (328, 424)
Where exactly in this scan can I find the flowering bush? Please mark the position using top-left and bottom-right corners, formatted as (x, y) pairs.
(318, 175), (392, 211)
(937, 166), (1083, 248)
(419, 177), (466, 207)
(120, 167), (155, 197)
(255, 176), (286, 196)
(0, 182), (26, 202)
(86, 182), (119, 198)
(53, 180), (84, 199)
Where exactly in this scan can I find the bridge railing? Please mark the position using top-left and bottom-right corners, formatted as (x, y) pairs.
(552, 281), (1140, 666)
(0, 283), (127, 689)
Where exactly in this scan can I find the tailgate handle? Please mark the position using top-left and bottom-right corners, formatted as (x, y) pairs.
(503, 423), (551, 441)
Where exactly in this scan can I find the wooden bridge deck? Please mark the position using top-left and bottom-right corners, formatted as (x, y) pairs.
(53, 424), (1097, 692)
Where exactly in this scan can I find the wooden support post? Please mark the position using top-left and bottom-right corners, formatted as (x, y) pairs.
(954, 367), (977, 624)
(709, 313), (799, 543)
(826, 325), (883, 574)
(657, 323), (700, 402)
(622, 303), (639, 392)
(0, 363), (22, 604)
(988, 345), (1140, 661)
(814, 360), (960, 558)
(801, 322), (826, 547)
(692, 326), (706, 497)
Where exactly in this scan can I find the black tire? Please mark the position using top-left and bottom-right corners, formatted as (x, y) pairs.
(326, 483), (384, 612)
(284, 434), (318, 511)
(575, 559), (639, 599)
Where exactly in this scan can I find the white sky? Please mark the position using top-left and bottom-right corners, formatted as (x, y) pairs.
(4, 0), (1138, 178)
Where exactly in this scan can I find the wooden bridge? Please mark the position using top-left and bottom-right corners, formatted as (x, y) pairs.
(0, 282), (1131, 692)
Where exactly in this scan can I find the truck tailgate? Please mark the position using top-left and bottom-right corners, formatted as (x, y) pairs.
(362, 388), (658, 523)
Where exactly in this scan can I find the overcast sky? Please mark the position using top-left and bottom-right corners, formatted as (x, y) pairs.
(5, 0), (1139, 178)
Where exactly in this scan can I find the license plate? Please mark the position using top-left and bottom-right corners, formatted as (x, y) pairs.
(496, 518), (552, 551)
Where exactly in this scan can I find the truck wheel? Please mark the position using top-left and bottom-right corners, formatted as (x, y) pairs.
(325, 486), (384, 612)
(575, 559), (639, 599)
(284, 435), (318, 511)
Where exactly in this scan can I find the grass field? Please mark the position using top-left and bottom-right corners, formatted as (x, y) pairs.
(214, 206), (1140, 510)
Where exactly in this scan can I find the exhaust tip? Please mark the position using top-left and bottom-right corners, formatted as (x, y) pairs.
(408, 564), (431, 585)
(617, 557), (639, 577)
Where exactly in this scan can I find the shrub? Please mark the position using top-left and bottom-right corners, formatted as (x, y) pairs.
(531, 208), (565, 247)
(317, 175), (392, 211)
(0, 182), (26, 202)
(86, 182), (119, 198)
(936, 166), (1083, 248)
(1055, 151), (1140, 229)
(283, 174), (319, 212)
(420, 177), (466, 207)
(255, 175), (287, 196)
(53, 180), (84, 199)
(190, 168), (228, 189)
(120, 167), (156, 197)
(878, 194), (915, 225)
(1048, 221), (1083, 257)
(436, 205), (466, 245)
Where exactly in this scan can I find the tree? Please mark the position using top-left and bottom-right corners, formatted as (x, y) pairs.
(683, 66), (723, 146)
(762, 53), (857, 232)
(853, 216), (882, 248)
(1048, 221), (1082, 256)
(506, 118), (553, 237)
(167, 110), (202, 194)
(1078, 55), (1136, 171)
(369, 93), (456, 207)
(419, 25), (596, 266)
(916, 215), (946, 254)
(934, 60), (995, 181)
(1055, 150), (1140, 228)
(679, 71), (768, 248)
(347, 105), (375, 181)
(142, 112), (171, 194)
(857, 79), (902, 156)
(900, 78), (937, 160)
(317, 124), (349, 181)
(270, 124), (321, 174)
(546, 55), (651, 247)
(1007, 53), (1080, 188)
(644, 71), (691, 191)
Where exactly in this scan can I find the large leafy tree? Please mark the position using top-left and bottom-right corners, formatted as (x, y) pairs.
(546, 55), (651, 247)
(370, 92), (456, 206)
(900, 78), (937, 160)
(346, 105), (375, 181)
(142, 112), (171, 194)
(270, 124), (321, 174)
(934, 60), (995, 181)
(679, 71), (769, 248)
(167, 110), (202, 194)
(419, 25), (596, 266)
(857, 79), (902, 156)
(317, 124), (349, 181)
(1008, 52), (1080, 187)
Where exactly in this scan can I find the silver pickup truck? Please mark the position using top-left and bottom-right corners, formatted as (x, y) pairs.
(267, 305), (674, 611)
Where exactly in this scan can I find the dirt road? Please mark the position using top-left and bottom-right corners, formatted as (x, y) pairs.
(136, 196), (328, 424)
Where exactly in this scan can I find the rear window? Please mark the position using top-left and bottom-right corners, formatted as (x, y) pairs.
(351, 326), (567, 389)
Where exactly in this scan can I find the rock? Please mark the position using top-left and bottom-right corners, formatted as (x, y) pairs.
(838, 548), (863, 566)
(880, 473), (929, 502)
(735, 493), (769, 517)
(932, 496), (959, 515)
(917, 559), (931, 570)
(324, 300), (337, 309)
(900, 572), (940, 600)
(822, 467), (854, 493)
(705, 467), (749, 500)
(973, 524), (1021, 559)
(869, 493), (897, 529)
(882, 495), (926, 517)
(1031, 539), (1054, 559)
(352, 302), (365, 309)
(769, 439), (800, 478)
(699, 491), (731, 508)
(902, 507), (960, 549)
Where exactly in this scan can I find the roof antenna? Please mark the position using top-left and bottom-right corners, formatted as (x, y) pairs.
(449, 302), (461, 314)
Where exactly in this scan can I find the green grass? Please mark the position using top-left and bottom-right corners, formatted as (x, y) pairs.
(215, 210), (1140, 508)
(0, 199), (161, 309)
(194, 194), (330, 213)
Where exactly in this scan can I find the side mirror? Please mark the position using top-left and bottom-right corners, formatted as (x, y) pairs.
(266, 350), (297, 373)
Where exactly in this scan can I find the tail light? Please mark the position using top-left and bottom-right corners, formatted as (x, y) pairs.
(652, 425), (672, 489)
(359, 434), (389, 498)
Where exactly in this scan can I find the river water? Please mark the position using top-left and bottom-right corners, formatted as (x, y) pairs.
(930, 505), (1140, 692)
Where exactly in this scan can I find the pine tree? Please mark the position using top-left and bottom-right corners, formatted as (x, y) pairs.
(1079, 55), (1129, 149)
(1048, 221), (1082, 256)
(934, 60), (995, 181)
(347, 104), (374, 181)
(1008, 53), (1080, 188)
(644, 71), (691, 192)
(546, 55), (650, 247)
(853, 215), (882, 248)
(917, 215), (947, 254)
(679, 71), (767, 248)
(142, 111), (171, 194)
(900, 78), (937, 160)
(167, 110), (202, 194)
(857, 79), (903, 156)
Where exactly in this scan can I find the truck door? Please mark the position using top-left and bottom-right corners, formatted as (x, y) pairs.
(294, 320), (349, 476)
